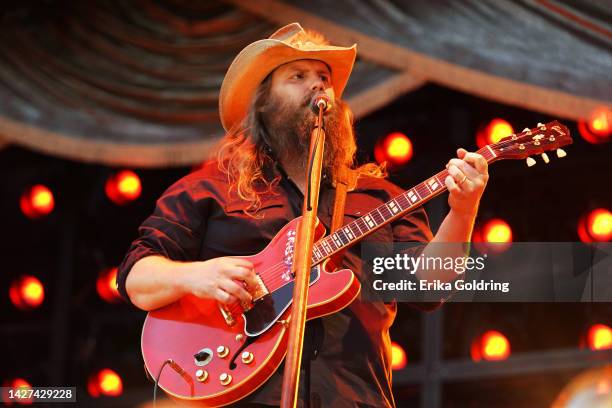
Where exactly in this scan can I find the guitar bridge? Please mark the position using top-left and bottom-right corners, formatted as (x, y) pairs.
(250, 273), (269, 301)
(241, 274), (269, 312)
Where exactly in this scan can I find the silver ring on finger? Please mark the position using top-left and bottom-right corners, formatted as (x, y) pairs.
(459, 175), (468, 186)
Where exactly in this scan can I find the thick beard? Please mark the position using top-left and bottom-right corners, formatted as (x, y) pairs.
(261, 91), (354, 181)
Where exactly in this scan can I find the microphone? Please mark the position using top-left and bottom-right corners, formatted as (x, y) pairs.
(310, 94), (332, 113)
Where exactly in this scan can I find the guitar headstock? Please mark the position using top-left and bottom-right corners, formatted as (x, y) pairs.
(489, 121), (573, 165)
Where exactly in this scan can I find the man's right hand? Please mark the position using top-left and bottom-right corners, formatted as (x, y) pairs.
(179, 257), (257, 306)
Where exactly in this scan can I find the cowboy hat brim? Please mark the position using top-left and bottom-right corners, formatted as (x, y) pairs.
(219, 26), (356, 132)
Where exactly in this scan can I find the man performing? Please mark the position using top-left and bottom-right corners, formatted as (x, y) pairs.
(117, 23), (489, 407)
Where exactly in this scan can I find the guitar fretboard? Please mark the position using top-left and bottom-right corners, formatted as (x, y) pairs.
(311, 146), (496, 265)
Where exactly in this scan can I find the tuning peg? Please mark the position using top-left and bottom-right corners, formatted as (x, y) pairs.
(526, 157), (536, 167)
(556, 148), (567, 158)
(541, 153), (550, 163)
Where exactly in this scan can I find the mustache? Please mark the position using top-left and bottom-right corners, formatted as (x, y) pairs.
(300, 91), (332, 114)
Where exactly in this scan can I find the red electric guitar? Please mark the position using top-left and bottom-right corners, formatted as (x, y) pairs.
(141, 121), (572, 406)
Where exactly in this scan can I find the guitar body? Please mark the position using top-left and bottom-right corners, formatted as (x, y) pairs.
(141, 216), (361, 407)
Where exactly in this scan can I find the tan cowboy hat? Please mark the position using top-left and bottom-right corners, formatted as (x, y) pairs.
(219, 22), (357, 132)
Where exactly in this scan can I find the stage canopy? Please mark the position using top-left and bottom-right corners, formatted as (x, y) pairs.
(0, 0), (609, 167)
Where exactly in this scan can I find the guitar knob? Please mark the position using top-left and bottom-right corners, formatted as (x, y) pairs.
(526, 157), (536, 167)
(241, 351), (254, 364)
(235, 334), (244, 342)
(217, 345), (229, 358)
(541, 153), (550, 163)
(220, 373), (232, 386)
(556, 148), (567, 158)
(195, 369), (209, 382)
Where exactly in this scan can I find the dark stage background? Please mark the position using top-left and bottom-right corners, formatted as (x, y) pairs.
(1, 1), (611, 407)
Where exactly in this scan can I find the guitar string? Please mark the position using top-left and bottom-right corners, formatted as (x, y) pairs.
(244, 135), (563, 293)
(224, 128), (567, 312)
(234, 136), (551, 295)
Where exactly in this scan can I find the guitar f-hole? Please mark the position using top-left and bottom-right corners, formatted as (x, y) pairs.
(228, 334), (258, 370)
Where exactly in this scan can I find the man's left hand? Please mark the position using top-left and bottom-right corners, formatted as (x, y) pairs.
(444, 148), (489, 217)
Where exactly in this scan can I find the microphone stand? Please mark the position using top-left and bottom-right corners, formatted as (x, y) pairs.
(280, 100), (326, 408)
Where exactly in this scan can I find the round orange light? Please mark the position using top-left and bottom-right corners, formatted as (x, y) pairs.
(88, 369), (123, 398)
(99, 369), (122, 396)
(588, 209), (611, 241)
(106, 170), (141, 205)
(477, 119), (514, 148)
(390, 341), (407, 370)
(96, 267), (122, 304)
(579, 107), (611, 144)
(471, 330), (511, 362)
(11, 379), (31, 389)
(578, 208), (612, 242)
(473, 218), (513, 253)
(589, 107), (611, 136)
(587, 324), (612, 351)
(2, 378), (33, 405)
(9, 275), (45, 310)
(20, 185), (55, 219)
(387, 133), (413, 160)
(117, 171), (141, 199)
(375, 132), (413, 166)
(488, 119), (514, 144)
(484, 219), (513, 243)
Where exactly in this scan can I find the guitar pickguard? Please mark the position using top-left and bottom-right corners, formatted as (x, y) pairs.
(243, 265), (320, 337)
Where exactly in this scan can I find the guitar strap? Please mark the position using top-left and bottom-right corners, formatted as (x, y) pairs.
(330, 166), (358, 267)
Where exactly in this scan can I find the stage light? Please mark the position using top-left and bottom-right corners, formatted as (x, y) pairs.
(471, 330), (511, 362)
(88, 369), (123, 397)
(2, 378), (33, 405)
(97, 267), (122, 303)
(20, 184), (54, 219)
(473, 218), (513, 253)
(578, 208), (611, 243)
(586, 324), (612, 351)
(9, 275), (45, 310)
(375, 132), (413, 166)
(106, 170), (142, 205)
(390, 341), (407, 370)
(483, 219), (513, 243)
(476, 118), (514, 148)
(578, 107), (611, 144)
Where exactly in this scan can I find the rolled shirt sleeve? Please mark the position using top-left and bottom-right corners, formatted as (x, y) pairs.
(116, 175), (210, 304)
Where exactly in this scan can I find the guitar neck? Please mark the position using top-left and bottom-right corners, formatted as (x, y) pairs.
(311, 145), (498, 265)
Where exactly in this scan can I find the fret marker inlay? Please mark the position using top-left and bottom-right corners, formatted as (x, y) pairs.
(332, 235), (342, 246)
(427, 178), (440, 190)
(343, 227), (354, 239)
(365, 215), (375, 228)
(389, 201), (399, 213)
(408, 190), (418, 203)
